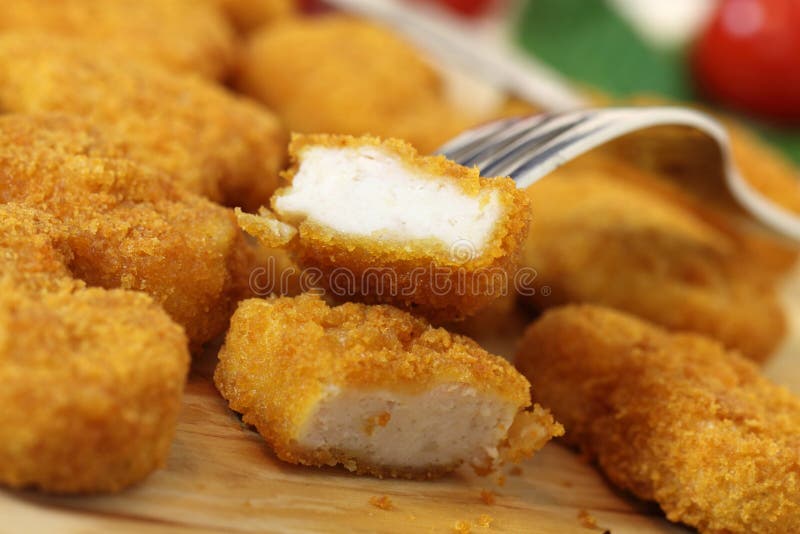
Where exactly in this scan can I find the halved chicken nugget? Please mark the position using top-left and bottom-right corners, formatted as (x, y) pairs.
(215, 293), (562, 478)
(241, 133), (530, 322)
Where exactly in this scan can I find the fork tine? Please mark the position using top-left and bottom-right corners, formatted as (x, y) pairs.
(436, 114), (553, 164)
(454, 114), (554, 168)
(480, 111), (594, 176)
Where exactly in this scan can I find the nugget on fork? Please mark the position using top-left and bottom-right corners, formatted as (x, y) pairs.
(241, 134), (531, 322)
(516, 305), (800, 534)
(215, 294), (562, 478)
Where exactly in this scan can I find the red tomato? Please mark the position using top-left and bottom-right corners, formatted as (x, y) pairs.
(692, 0), (800, 123)
(410, 0), (496, 18)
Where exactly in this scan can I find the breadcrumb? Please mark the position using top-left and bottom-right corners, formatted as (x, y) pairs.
(517, 305), (800, 533)
(476, 514), (494, 528)
(453, 520), (472, 534)
(479, 490), (496, 505)
(369, 495), (394, 511)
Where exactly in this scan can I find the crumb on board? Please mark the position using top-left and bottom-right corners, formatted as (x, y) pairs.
(577, 509), (598, 528)
(453, 520), (472, 533)
(477, 514), (494, 527)
(577, 509), (609, 532)
(369, 495), (394, 510)
(496, 474), (506, 487)
(509, 466), (523, 476)
(480, 489), (496, 505)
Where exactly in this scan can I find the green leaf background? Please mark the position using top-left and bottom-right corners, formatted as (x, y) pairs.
(515, 0), (800, 165)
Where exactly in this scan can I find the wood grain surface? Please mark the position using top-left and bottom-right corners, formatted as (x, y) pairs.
(3, 265), (798, 534)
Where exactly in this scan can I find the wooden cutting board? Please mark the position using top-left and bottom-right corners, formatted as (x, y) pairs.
(3, 266), (799, 534)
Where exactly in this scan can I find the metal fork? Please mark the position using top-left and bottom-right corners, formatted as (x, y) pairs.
(436, 106), (800, 241)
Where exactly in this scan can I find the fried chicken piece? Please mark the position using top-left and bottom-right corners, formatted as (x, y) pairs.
(236, 15), (473, 153)
(215, 0), (295, 33)
(215, 293), (562, 478)
(516, 305), (800, 534)
(242, 134), (530, 322)
(0, 113), (256, 346)
(0, 0), (235, 79)
(0, 204), (189, 493)
(520, 167), (786, 361)
(0, 32), (285, 210)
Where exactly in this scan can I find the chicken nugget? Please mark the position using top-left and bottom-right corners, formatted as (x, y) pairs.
(236, 15), (472, 153)
(0, 0), (235, 79)
(0, 32), (285, 210)
(0, 113), (256, 346)
(0, 204), (189, 493)
(516, 304), (800, 534)
(215, 293), (562, 478)
(242, 134), (530, 322)
(520, 167), (786, 361)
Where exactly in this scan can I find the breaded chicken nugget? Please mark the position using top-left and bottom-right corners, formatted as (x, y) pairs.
(215, 0), (295, 33)
(0, 114), (255, 346)
(516, 305), (800, 534)
(520, 168), (785, 361)
(236, 15), (472, 153)
(0, 0), (235, 79)
(0, 204), (189, 493)
(215, 293), (562, 478)
(243, 134), (530, 322)
(0, 32), (285, 210)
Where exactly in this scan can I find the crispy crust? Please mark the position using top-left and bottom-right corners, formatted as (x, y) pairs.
(0, 0), (236, 79)
(215, 294), (558, 478)
(0, 113), (256, 345)
(516, 305), (800, 533)
(0, 32), (285, 210)
(520, 166), (786, 361)
(259, 133), (530, 322)
(0, 204), (189, 493)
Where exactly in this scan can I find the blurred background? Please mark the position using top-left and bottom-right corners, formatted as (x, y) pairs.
(307, 0), (800, 166)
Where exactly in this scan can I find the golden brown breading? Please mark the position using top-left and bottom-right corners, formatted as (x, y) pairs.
(215, 294), (562, 478)
(244, 133), (530, 322)
(0, 32), (285, 210)
(0, 113), (256, 346)
(215, 0), (295, 33)
(520, 166), (786, 361)
(0, 204), (189, 493)
(0, 0), (236, 79)
(516, 305), (800, 534)
(236, 15), (472, 153)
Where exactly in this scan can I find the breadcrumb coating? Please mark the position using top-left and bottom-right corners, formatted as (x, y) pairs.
(0, 204), (189, 493)
(0, 32), (285, 210)
(516, 305), (800, 534)
(0, 113), (256, 345)
(0, 0), (236, 79)
(215, 294), (561, 478)
(236, 15), (473, 153)
(520, 166), (786, 361)
(249, 133), (530, 322)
